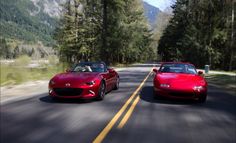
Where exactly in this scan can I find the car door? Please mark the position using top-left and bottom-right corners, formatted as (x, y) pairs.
(101, 72), (112, 92)
(108, 68), (117, 86)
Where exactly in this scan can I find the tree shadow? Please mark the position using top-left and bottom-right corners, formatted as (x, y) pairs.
(196, 85), (236, 115)
(39, 95), (95, 104)
(139, 86), (197, 105)
(139, 85), (236, 116)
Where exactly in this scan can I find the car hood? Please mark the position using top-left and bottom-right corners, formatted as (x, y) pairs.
(51, 72), (100, 85)
(157, 73), (206, 89)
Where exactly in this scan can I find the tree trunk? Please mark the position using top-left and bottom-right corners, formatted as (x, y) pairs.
(101, 0), (108, 63)
(229, 0), (235, 71)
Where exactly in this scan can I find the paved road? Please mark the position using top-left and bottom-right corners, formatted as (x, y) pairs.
(1, 65), (235, 143)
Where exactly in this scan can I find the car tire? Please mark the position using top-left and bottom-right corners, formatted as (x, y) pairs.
(113, 77), (119, 90)
(198, 94), (207, 103)
(97, 81), (106, 100)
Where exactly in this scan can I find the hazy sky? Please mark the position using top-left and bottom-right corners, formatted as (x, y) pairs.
(143, 0), (175, 11)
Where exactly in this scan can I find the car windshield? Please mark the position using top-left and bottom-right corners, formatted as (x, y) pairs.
(71, 62), (106, 73)
(159, 63), (197, 74)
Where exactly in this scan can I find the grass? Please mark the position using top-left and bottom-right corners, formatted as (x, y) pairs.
(205, 74), (236, 91)
(0, 61), (128, 86)
(0, 64), (65, 86)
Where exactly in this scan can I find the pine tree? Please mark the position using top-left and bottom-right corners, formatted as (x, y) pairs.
(157, 0), (235, 70)
(54, 0), (154, 65)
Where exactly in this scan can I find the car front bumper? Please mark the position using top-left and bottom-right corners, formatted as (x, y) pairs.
(49, 85), (99, 99)
(154, 87), (207, 100)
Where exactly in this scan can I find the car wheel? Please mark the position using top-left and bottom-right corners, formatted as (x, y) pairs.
(97, 81), (106, 100)
(113, 77), (119, 90)
(198, 94), (207, 103)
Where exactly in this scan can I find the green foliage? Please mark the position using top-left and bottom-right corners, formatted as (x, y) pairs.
(0, 37), (55, 59)
(205, 74), (236, 91)
(0, 38), (10, 59)
(0, 0), (57, 46)
(48, 55), (59, 65)
(14, 55), (31, 66)
(0, 63), (64, 86)
(157, 0), (236, 70)
(54, 0), (154, 65)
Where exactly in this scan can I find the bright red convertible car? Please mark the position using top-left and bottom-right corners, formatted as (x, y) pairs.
(48, 62), (119, 100)
(153, 62), (207, 102)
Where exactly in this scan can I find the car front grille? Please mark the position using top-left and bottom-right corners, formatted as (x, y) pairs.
(53, 88), (83, 96)
(169, 92), (195, 97)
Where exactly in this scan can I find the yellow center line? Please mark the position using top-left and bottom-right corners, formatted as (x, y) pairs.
(117, 96), (140, 129)
(93, 68), (153, 143)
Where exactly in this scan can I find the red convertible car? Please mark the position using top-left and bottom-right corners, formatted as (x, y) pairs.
(153, 62), (207, 102)
(48, 62), (119, 100)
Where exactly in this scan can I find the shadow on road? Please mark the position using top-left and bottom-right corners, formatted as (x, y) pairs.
(139, 86), (197, 105)
(39, 96), (95, 104)
(199, 85), (236, 116)
(139, 85), (236, 116)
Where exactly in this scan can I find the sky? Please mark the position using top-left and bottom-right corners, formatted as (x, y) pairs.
(143, 0), (175, 11)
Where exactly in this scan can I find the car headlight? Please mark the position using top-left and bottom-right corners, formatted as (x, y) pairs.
(193, 86), (204, 92)
(86, 81), (95, 85)
(160, 84), (170, 88)
(49, 80), (55, 85)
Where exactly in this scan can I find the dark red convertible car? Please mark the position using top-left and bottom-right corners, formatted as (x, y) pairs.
(49, 62), (119, 100)
(153, 62), (207, 102)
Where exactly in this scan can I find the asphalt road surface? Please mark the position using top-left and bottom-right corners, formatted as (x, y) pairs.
(1, 64), (235, 143)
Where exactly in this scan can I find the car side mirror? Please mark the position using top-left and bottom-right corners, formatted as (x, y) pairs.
(153, 68), (158, 73)
(198, 71), (203, 75)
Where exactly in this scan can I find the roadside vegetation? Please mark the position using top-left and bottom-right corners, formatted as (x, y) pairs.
(0, 55), (64, 86)
(205, 74), (236, 92)
(158, 0), (235, 71)
(0, 54), (130, 86)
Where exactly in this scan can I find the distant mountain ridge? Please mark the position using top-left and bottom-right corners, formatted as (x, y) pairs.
(0, 0), (60, 46)
(30, 0), (65, 17)
(143, 1), (161, 28)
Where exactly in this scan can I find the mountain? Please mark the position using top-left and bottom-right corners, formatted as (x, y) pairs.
(0, 0), (61, 46)
(142, 1), (161, 28)
(30, 0), (65, 17)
